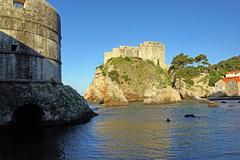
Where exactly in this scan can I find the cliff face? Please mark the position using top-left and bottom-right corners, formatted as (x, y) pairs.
(84, 69), (128, 106)
(84, 57), (181, 106)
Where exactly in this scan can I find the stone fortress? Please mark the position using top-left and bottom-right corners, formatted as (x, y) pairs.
(0, 0), (61, 83)
(104, 41), (167, 69)
(0, 0), (96, 127)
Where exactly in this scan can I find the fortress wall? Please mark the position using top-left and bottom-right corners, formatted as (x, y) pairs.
(0, 52), (60, 81)
(0, 0), (61, 82)
(0, 29), (60, 61)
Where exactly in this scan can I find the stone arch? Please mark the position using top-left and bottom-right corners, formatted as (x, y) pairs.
(12, 104), (44, 127)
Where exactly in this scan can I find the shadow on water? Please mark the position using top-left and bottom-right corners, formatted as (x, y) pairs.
(0, 103), (69, 160)
(0, 125), (72, 160)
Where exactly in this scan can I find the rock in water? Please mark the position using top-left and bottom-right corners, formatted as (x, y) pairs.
(143, 86), (181, 105)
(208, 101), (219, 108)
(0, 83), (98, 127)
(184, 114), (196, 118)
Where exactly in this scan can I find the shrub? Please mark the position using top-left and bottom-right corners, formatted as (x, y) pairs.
(124, 57), (131, 61)
(96, 64), (106, 76)
(122, 75), (131, 82)
(184, 79), (194, 85)
(108, 70), (120, 84)
(146, 60), (154, 65)
(96, 64), (104, 70)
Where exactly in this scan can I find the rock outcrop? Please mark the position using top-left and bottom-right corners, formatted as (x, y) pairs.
(85, 57), (181, 106)
(174, 74), (214, 99)
(0, 83), (97, 127)
(143, 86), (181, 104)
(84, 69), (128, 106)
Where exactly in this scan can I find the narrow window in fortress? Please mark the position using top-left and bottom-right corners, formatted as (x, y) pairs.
(13, 0), (25, 8)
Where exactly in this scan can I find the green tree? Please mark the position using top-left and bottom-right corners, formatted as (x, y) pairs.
(194, 54), (210, 66)
(170, 53), (194, 70)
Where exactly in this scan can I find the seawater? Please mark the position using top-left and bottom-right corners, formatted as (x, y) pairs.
(0, 101), (240, 160)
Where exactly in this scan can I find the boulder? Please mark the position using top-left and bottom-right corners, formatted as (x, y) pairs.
(143, 86), (181, 104)
(210, 91), (227, 98)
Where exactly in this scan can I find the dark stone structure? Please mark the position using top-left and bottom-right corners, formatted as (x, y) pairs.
(0, 0), (97, 127)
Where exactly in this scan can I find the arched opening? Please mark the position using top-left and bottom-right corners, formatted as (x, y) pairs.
(12, 104), (44, 128)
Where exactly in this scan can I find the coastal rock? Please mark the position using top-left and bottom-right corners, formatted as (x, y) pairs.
(174, 75), (214, 99)
(0, 83), (97, 126)
(84, 69), (128, 106)
(85, 57), (177, 106)
(210, 91), (227, 98)
(143, 86), (181, 104)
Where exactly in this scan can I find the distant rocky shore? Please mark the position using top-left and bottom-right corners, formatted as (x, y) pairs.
(84, 57), (182, 106)
(85, 53), (240, 107)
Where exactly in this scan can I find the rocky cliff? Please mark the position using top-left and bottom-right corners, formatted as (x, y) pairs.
(84, 57), (181, 106)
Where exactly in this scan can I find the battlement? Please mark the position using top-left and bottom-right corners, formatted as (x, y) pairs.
(119, 46), (138, 49)
(104, 41), (167, 69)
(141, 41), (163, 46)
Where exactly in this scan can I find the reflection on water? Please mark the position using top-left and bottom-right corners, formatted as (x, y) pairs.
(0, 101), (240, 160)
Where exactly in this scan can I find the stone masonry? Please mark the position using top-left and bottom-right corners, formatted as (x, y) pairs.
(0, 0), (61, 82)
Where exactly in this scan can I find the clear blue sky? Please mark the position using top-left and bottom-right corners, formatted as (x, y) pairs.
(49, 0), (240, 94)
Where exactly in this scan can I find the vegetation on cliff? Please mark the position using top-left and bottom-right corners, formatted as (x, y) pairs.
(169, 54), (240, 86)
(87, 56), (174, 104)
(208, 55), (240, 86)
(169, 53), (210, 85)
(98, 57), (171, 88)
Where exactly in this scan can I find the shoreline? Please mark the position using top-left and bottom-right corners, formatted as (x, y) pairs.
(208, 96), (240, 101)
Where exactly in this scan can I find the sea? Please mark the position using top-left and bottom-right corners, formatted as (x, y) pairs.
(0, 100), (240, 160)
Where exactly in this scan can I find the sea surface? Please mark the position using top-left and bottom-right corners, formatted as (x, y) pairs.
(0, 101), (240, 160)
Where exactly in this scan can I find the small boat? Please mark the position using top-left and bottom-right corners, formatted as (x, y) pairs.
(221, 101), (227, 104)
(208, 101), (219, 108)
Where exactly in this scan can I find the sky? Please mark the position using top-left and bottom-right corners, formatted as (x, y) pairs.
(49, 0), (240, 94)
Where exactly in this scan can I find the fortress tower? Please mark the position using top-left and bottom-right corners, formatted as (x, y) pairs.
(0, 0), (97, 127)
(104, 41), (167, 69)
(0, 0), (61, 82)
